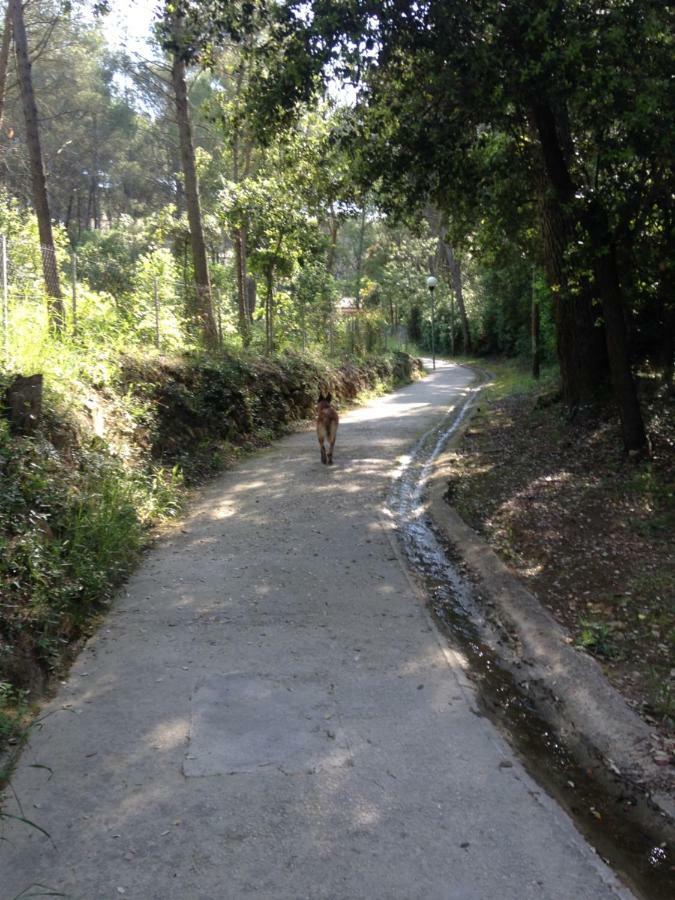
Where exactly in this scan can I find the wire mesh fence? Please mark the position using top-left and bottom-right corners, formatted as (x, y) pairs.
(0, 236), (238, 364)
(0, 235), (408, 368)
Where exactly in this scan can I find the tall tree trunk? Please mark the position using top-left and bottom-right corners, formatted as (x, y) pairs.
(661, 296), (674, 389)
(264, 267), (274, 354)
(535, 179), (604, 403)
(170, 43), (218, 349)
(352, 204), (366, 354)
(10, 0), (64, 330)
(354, 204), (366, 307)
(234, 227), (251, 347)
(86, 180), (93, 228)
(327, 205), (339, 275)
(231, 63), (252, 347)
(246, 274), (256, 318)
(530, 108), (607, 405)
(531, 99), (647, 451)
(531, 266), (541, 379)
(0, 4), (12, 132)
(443, 242), (471, 353)
(657, 204), (674, 387)
(425, 207), (472, 353)
(593, 235), (648, 451)
(0, 4), (12, 185)
(64, 190), (73, 233)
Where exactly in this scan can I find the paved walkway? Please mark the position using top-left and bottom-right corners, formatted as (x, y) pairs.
(1, 363), (631, 899)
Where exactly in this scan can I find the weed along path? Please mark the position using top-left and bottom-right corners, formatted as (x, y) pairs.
(2, 362), (632, 900)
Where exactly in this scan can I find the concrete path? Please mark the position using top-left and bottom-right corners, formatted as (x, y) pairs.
(1, 362), (632, 900)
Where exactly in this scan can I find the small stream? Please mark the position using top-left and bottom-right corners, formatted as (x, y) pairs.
(387, 388), (674, 900)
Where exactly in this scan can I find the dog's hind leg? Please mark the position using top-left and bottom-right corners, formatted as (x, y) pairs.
(327, 420), (337, 465)
(317, 424), (327, 464)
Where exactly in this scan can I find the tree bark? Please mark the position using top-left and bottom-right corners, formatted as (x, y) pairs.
(529, 107), (607, 406)
(443, 242), (471, 353)
(231, 61), (252, 347)
(593, 236), (648, 451)
(531, 99), (647, 450)
(352, 204), (366, 354)
(10, 0), (64, 331)
(661, 298), (674, 389)
(264, 267), (274, 354)
(354, 204), (366, 307)
(531, 267), (540, 379)
(656, 203), (674, 386)
(170, 42), (218, 349)
(425, 207), (471, 354)
(0, 4), (12, 133)
(246, 274), (256, 318)
(234, 226), (251, 347)
(327, 205), (339, 276)
(64, 190), (73, 232)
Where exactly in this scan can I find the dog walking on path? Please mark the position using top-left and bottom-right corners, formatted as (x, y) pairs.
(316, 392), (339, 465)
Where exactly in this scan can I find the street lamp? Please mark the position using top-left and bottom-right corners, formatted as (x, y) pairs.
(426, 275), (437, 370)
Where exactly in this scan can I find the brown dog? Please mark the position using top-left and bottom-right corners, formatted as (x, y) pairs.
(316, 392), (339, 465)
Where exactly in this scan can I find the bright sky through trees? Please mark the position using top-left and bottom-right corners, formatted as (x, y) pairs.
(101, 0), (158, 53)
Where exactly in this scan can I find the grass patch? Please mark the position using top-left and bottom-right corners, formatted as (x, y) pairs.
(454, 356), (558, 403)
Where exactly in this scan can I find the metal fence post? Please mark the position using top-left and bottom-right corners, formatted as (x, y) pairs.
(71, 252), (78, 335)
(1, 236), (8, 359)
(153, 278), (160, 349)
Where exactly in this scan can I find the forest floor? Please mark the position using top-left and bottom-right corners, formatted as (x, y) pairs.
(445, 361), (675, 770)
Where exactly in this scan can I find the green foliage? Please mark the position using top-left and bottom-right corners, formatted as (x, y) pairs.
(628, 467), (675, 538)
(0, 422), (182, 688)
(647, 671), (674, 728)
(130, 248), (188, 351)
(0, 682), (28, 752)
(575, 621), (618, 659)
(75, 226), (147, 297)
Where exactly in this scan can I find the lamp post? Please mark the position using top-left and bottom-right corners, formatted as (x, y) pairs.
(426, 275), (437, 370)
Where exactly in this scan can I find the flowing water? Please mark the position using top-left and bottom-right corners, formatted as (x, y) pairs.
(387, 390), (674, 900)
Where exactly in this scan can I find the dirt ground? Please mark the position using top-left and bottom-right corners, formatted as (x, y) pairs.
(445, 364), (675, 770)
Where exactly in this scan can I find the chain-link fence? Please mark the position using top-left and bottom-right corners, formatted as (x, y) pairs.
(0, 235), (410, 367)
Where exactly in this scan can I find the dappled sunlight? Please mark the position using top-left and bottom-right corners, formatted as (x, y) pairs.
(352, 802), (383, 828)
(399, 648), (467, 676)
(145, 717), (190, 751)
(375, 584), (396, 595)
(230, 479), (268, 493)
(345, 400), (431, 422)
(207, 502), (237, 520)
